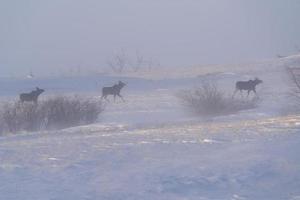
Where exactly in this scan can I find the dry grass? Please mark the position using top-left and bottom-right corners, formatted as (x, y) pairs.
(0, 96), (103, 134)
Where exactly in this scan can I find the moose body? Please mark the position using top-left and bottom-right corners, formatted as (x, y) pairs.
(233, 78), (262, 97)
(101, 81), (126, 101)
(20, 87), (45, 103)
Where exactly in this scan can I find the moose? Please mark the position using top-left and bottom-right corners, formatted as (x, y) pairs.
(101, 81), (126, 102)
(233, 78), (263, 97)
(20, 87), (45, 104)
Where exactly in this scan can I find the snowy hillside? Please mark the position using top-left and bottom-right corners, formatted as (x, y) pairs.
(0, 55), (300, 199)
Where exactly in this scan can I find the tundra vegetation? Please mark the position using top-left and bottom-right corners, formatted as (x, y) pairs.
(178, 81), (259, 117)
(0, 96), (103, 134)
(106, 49), (159, 73)
(287, 66), (300, 110)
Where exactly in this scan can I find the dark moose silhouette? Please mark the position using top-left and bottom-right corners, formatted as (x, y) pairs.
(101, 81), (126, 102)
(20, 87), (45, 103)
(233, 78), (262, 97)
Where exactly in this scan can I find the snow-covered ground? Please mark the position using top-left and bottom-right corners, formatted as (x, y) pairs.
(0, 55), (300, 199)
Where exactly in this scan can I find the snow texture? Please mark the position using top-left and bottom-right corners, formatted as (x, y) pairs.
(0, 55), (300, 199)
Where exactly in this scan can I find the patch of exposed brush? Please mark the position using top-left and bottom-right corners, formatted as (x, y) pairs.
(0, 96), (103, 134)
(177, 81), (259, 117)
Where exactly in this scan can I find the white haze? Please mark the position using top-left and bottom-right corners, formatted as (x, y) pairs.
(0, 0), (300, 76)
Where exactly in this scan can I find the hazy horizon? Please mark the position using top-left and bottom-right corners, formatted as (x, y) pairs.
(1, 0), (300, 77)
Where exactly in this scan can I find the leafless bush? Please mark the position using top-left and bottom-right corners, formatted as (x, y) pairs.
(287, 67), (300, 92)
(106, 49), (159, 73)
(0, 96), (103, 134)
(178, 82), (258, 116)
(40, 96), (103, 130)
(286, 67), (300, 112)
(131, 51), (160, 72)
(107, 49), (129, 73)
(0, 102), (43, 133)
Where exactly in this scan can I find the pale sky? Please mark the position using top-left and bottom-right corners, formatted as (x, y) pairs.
(1, 0), (300, 76)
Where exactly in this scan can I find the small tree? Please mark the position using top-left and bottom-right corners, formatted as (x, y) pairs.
(287, 67), (300, 90)
(106, 49), (159, 73)
(131, 50), (145, 72)
(106, 49), (129, 73)
(287, 67), (300, 106)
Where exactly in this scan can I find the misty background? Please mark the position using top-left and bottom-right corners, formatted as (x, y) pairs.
(0, 0), (300, 77)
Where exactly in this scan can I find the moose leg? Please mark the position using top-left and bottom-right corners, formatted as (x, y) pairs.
(101, 95), (109, 102)
(100, 95), (105, 101)
(247, 90), (251, 97)
(117, 94), (125, 102)
(114, 94), (116, 102)
(253, 89), (258, 97)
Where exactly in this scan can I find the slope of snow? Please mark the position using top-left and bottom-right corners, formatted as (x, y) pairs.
(1, 115), (300, 200)
(0, 55), (300, 199)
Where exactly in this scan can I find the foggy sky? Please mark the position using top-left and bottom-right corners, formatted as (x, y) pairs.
(1, 0), (300, 76)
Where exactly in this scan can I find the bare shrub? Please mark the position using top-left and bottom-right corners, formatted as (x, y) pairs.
(106, 49), (159, 73)
(178, 81), (258, 117)
(0, 96), (103, 134)
(131, 51), (160, 72)
(0, 102), (43, 133)
(286, 66), (300, 112)
(106, 49), (129, 73)
(286, 67), (300, 97)
(41, 96), (103, 130)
